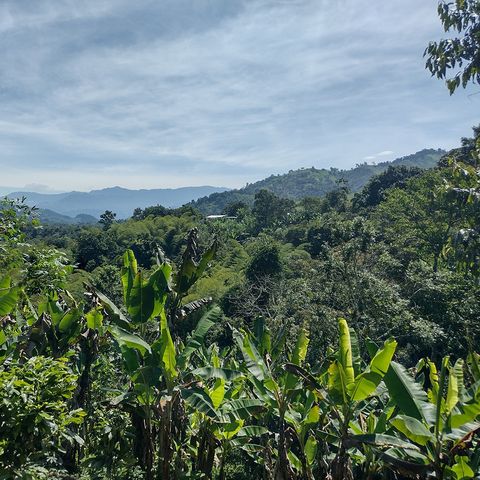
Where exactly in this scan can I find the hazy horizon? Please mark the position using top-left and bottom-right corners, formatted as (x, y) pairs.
(1, 0), (478, 191)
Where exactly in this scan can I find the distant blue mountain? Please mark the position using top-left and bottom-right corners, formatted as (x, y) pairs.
(7, 186), (229, 219)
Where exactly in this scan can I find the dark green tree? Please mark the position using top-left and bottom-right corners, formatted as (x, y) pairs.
(99, 210), (117, 230)
(353, 165), (424, 209)
(252, 189), (294, 231)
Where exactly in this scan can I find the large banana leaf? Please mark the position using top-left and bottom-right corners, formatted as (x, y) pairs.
(390, 415), (433, 446)
(108, 324), (151, 356)
(85, 307), (103, 330)
(91, 288), (130, 329)
(233, 329), (267, 381)
(446, 359), (464, 415)
(192, 367), (244, 381)
(384, 361), (428, 421)
(0, 287), (20, 317)
(348, 433), (420, 451)
(153, 311), (177, 386)
(285, 328), (309, 390)
(177, 306), (220, 368)
(175, 238), (217, 296)
(328, 360), (348, 404)
(222, 398), (265, 420)
(182, 386), (217, 418)
(349, 338), (397, 401)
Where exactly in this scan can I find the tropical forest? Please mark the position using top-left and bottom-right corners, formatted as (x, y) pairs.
(1, 1), (480, 480)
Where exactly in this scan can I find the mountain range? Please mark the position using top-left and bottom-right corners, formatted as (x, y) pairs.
(6, 186), (229, 220)
(4, 148), (445, 223)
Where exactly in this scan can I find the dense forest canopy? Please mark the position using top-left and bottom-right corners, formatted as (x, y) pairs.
(1, 2), (480, 479)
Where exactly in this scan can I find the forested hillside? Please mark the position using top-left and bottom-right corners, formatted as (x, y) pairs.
(191, 148), (444, 214)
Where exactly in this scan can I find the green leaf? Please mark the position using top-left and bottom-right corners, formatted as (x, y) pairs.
(451, 398), (480, 428)
(224, 398), (265, 420)
(349, 433), (420, 451)
(128, 271), (155, 323)
(390, 415), (433, 446)
(303, 405), (321, 426)
(182, 386), (217, 418)
(328, 360), (348, 404)
(338, 318), (355, 388)
(155, 312), (177, 385)
(384, 361), (428, 421)
(92, 289), (130, 328)
(237, 425), (268, 437)
(451, 455), (474, 480)
(209, 378), (225, 409)
(0, 286), (19, 316)
(291, 328), (309, 365)
(85, 307), (103, 330)
(58, 308), (82, 333)
(233, 329), (267, 381)
(446, 359), (463, 415)
(305, 435), (317, 466)
(178, 306), (219, 368)
(121, 249), (137, 306)
(350, 338), (397, 401)
(0, 276), (11, 290)
(195, 240), (218, 280)
(216, 419), (243, 440)
(108, 325), (151, 356)
(467, 352), (480, 382)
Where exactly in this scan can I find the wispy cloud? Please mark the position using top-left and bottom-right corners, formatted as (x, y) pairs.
(363, 150), (394, 161)
(0, 0), (478, 190)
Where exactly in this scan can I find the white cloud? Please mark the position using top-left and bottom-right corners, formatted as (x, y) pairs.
(377, 150), (395, 156)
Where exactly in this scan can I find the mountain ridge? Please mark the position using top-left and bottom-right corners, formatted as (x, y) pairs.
(189, 148), (446, 214)
(7, 185), (229, 219)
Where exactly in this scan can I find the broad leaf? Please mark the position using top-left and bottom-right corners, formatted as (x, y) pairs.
(85, 307), (103, 330)
(350, 338), (397, 401)
(390, 415), (433, 446)
(384, 361), (428, 421)
(108, 325), (151, 356)
(0, 286), (19, 316)
(58, 308), (82, 333)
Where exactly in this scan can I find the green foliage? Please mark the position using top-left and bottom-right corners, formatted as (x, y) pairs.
(425, 1), (480, 93)
(99, 210), (116, 230)
(0, 356), (85, 472)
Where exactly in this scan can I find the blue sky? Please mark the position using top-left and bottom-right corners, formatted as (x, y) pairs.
(0, 0), (478, 192)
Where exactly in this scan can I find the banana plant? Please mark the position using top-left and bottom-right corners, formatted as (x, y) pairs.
(233, 318), (325, 480)
(286, 318), (397, 480)
(184, 342), (269, 479)
(383, 355), (480, 479)
(99, 243), (220, 480)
